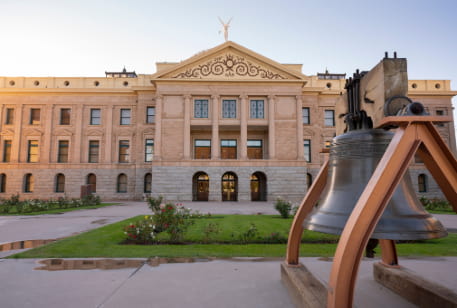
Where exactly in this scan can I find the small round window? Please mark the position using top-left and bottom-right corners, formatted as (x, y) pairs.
(435, 83), (441, 89)
(94, 81), (100, 87)
(9, 80), (15, 86)
(34, 81), (40, 86)
(411, 83), (417, 89)
(326, 82), (332, 89)
(64, 81), (70, 86)
(123, 81), (129, 87)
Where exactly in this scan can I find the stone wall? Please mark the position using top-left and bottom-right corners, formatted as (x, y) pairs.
(150, 165), (308, 203)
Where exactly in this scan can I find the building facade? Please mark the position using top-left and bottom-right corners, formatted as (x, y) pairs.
(0, 42), (455, 201)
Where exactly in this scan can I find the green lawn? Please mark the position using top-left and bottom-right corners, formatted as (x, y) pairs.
(0, 203), (120, 216)
(9, 214), (457, 259)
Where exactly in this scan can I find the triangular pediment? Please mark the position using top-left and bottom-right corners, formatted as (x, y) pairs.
(0, 128), (14, 136)
(23, 128), (43, 136)
(153, 41), (306, 81)
(53, 128), (74, 136)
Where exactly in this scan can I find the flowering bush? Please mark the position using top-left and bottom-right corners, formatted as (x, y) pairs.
(0, 195), (102, 214)
(124, 216), (158, 243)
(125, 199), (195, 244)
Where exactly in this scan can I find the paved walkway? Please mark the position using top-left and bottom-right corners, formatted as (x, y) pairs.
(0, 201), (456, 307)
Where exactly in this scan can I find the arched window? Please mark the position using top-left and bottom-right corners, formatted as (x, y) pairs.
(192, 172), (209, 201)
(418, 174), (427, 192)
(0, 173), (6, 193)
(144, 173), (152, 193)
(117, 173), (128, 193)
(306, 173), (313, 189)
(250, 172), (267, 201)
(87, 173), (96, 193)
(55, 173), (65, 193)
(24, 173), (34, 193)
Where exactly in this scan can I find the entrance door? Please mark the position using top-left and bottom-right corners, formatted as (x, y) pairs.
(193, 172), (209, 201)
(221, 172), (237, 201)
(251, 172), (267, 201)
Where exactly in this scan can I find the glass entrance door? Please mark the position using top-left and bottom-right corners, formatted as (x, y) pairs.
(221, 172), (237, 201)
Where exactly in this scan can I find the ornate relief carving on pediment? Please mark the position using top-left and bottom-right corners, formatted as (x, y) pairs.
(0, 128), (14, 136)
(303, 128), (315, 136)
(85, 128), (104, 136)
(23, 128), (43, 136)
(171, 53), (288, 80)
(142, 128), (154, 135)
(53, 128), (74, 136)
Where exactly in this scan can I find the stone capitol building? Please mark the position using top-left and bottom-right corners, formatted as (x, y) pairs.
(0, 41), (455, 201)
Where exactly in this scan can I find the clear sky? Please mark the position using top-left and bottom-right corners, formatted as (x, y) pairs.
(1, 0), (456, 136)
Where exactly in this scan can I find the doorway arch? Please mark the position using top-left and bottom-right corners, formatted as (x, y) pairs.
(251, 172), (267, 201)
(193, 172), (209, 201)
(221, 172), (238, 201)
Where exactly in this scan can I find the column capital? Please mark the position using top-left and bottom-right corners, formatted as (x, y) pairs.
(183, 94), (192, 101)
(268, 95), (276, 101)
(154, 94), (164, 101)
(296, 95), (304, 102)
(211, 94), (220, 100)
(239, 94), (248, 100)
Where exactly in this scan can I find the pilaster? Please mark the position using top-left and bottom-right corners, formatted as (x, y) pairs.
(296, 95), (304, 160)
(268, 95), (276, 159)
(240, 95), (248, 160)
(154, 95), (163, 160)
(183, 95), (191, 160)
(211, 94), (220, 159)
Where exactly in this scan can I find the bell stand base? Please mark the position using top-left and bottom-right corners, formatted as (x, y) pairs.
(284, 116), (457, 308)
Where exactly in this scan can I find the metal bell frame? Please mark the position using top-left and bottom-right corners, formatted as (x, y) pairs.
(285, 115), (457, 308)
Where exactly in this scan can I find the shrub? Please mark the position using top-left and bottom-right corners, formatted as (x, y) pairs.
(153, 203), (194, 242)
(124, 216), (158, 244)
(146, 195), (163, 212)
(203, 222), (221, 242)
(238, 223), (259, 243)
(263, 232), (288, 244)
(274, 198), (292, 218)
(420, 197), (453, 212)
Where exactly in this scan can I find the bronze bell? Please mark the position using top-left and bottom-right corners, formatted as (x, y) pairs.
(304, 129), (447, 240)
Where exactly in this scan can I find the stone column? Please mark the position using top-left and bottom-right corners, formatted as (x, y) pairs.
(211, 94), (219, 160)
(240, 95), (248, 160)
(268, 95), (276, 159)
(42, 104), (55, 163)
(12, 104), (23, 162)
(104, 106), (114, 163)
(183, 95), (191, 160)
(296, 95), (304, 160)
(73, 104), (83, 163)
(154, 95), (163, 161)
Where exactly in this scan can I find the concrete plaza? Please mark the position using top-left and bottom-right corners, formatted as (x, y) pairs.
(0, 201), (456, 307)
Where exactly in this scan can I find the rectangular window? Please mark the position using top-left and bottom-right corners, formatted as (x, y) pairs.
(146, 107), (155, 123)
(27, 140), (39, 162)
(120, 109), (131, 125)
(194, 99), (209, 118)
(119, 140), (130, 163)
(247, 140), (263, 159)
(222, 100), (237, 118)
(30, 109), (41, 125)
(302, 107), (310, 124)
(221, 140), (237, 159)
(304, 139), (311, 162)
(194, 139), (211, 159)
(324, 110), (335, 126)
(5, 108), (14, 125)
(60, 108), (71, 125)
(3, 140), (11, 162)
(145, 139), (154, 162)
(325, 140), (332, 148)
(57, 140), (69, 163)
(90, 109), (101, 125)
(88, 140), (99, 163)
(250, 100), (264, 119)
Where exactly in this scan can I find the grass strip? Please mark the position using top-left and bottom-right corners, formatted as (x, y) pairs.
(0, 203), (120, 216)
(9, 215), (457, 259)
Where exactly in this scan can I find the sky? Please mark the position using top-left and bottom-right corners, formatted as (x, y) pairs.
(1, 0), (456, 137)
